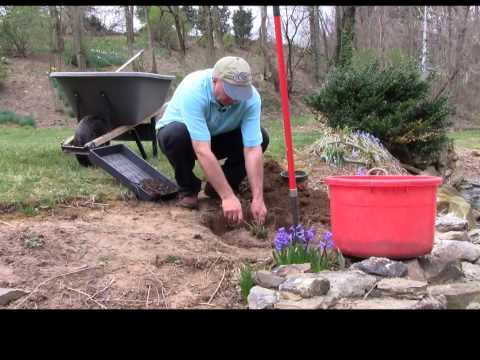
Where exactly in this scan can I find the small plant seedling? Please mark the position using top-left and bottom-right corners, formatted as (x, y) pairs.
(244, 221), (268, 239)
(164, 255), (180, 264)
(23, 233), (44, 249)
(239, 264), (255, 304)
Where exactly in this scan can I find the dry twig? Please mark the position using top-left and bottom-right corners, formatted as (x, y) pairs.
(147, 269), (168, 308)
(0, 220), (15, 227)
(66, 287), (107, 309)
(363, 284), (377, 300)
(14, 265), (99, 308)
(207, 267), (227, 304)
(146, 285), (151, 308)
(90, 278), (115, 299)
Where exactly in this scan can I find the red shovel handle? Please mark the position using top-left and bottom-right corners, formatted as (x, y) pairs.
(273, 6), (297, 192)
(273, 6), (299, 226)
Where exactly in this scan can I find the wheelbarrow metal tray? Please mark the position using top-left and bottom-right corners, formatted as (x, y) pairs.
(49, 72), (175, 126)
(88, 144), (178, 201)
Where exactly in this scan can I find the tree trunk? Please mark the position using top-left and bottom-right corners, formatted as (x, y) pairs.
(49, 6), (64, 72)
(168, 6), (186, 58)
(212, 6), (224, 56)
(334, 6), (342, 65)
(71, 6), (86, 70)
(259, 6), (270, 80)
(206, 6), (216, 66)
(335, 6), (356, 66)
(48, 6), (64, 112)
(124, 6), (138, 71)
(309, 6), (321, 84)
(318, 8), (330, 68)
(145, 6), (157, 73)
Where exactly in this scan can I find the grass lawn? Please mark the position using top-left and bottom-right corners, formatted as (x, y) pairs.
(0, 116), (321, 214)
(448, 129), (480, 149)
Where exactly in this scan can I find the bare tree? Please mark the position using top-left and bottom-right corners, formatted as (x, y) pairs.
(206, 6), (216, 66)
(144, 6), (157, 73)
(335, 6), (356, 66)
(167, 6), (186, 57)
(49, 6), (64, 71)
(281, 6), (310, 94)
(309, 6), (321, 83)
(211, 6), (225, 56)
(71, 6), (86, 70)
(124, 6), (138, 71)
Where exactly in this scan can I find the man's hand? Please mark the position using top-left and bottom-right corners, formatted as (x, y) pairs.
(222, 194), (243, 224)
(251, 197), (267, 225)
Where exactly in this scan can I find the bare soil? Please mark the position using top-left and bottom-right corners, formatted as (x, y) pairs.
(0, 159), (335, 309)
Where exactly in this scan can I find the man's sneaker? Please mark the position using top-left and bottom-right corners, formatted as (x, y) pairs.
(177, 194), (199, 209)
(204, 182), (220, 200)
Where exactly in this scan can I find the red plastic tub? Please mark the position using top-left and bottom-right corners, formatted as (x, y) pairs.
(325, 175), (443, 259)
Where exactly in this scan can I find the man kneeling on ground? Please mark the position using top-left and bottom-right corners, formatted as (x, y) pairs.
(156, 56), (269, 225)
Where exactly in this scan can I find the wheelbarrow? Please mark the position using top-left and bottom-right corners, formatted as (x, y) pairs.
(49, 56), (178, 201)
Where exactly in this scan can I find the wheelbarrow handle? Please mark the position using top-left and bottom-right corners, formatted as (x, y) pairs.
(116, 49), (145, 72)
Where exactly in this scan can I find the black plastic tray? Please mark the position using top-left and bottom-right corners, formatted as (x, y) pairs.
(88, 144), (178, 201)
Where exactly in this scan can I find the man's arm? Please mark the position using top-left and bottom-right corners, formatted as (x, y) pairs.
(244, 145), (267, 224)
(192, 140), (243, 223)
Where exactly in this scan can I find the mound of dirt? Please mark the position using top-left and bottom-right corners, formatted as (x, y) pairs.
(201, 159), (331, 247)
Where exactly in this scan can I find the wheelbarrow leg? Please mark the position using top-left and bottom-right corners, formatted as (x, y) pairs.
(151, 116), (158, 158)
(131, 129), (148, 160)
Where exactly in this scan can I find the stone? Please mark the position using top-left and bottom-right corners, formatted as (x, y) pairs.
(435, 213), (468, 232)
(427, 261), (464, 284)
(278, 275), (330, 298)
(333, 297), (420, 310)
(420, 166), (439, 177)
(274, 296), (337, 310)
(472, 150), (480, 157)
(462, 262), (480, 281)
(428, 282), (480, 309)
(279, 291), (304, 301)
(252, 271), (285, 289)
(425, 240), (480, 262)
(436, 231), (471, 242)
(315, 270), (378, 298)
(374, 278), (428, 299)
(469, 229), (480, 244)
(350, 257), (408, 278)
(436, 186), (477, 230)
(404, 259), (427, 281)
(466, 302), (480, 309)
(247, 286), (279, 309)
(0, 288), (28, 306)
(272, 263), (311, 277)
(412, 295), (448, 309)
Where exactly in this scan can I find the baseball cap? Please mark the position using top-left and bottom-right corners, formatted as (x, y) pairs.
(213, 56), (253, 101)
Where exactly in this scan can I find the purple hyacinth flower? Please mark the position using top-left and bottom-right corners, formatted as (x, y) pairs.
(356, 167), (366, 176)
(274, 227), (291, 252)
(323, 231), (334, 249)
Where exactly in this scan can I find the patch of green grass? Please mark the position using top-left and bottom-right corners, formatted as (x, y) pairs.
(0, 115), (320, 213)
(0, 126), (172, 211)
(448, 130), (480, 150)
(239, 264), (255, 304)
(0, 110), (36, 127)
(263, 115), (322, 161)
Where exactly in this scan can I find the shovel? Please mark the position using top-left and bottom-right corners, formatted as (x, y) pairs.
(273, 6), (300, 225)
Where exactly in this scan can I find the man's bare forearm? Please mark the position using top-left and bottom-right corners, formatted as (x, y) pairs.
(244, 145), (264, 201)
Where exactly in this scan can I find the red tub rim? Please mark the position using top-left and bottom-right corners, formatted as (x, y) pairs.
(324, 175), (443, 187)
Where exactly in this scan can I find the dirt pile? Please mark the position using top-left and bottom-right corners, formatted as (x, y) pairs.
(201, 159), (331, 248)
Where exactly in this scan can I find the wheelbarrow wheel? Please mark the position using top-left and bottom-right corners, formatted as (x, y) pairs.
(73, 115), (111, 167)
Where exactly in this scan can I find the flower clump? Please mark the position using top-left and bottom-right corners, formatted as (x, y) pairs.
(273, 225), (344, 272)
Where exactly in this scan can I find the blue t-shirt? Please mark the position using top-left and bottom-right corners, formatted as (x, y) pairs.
(156, 69), (263, 147)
